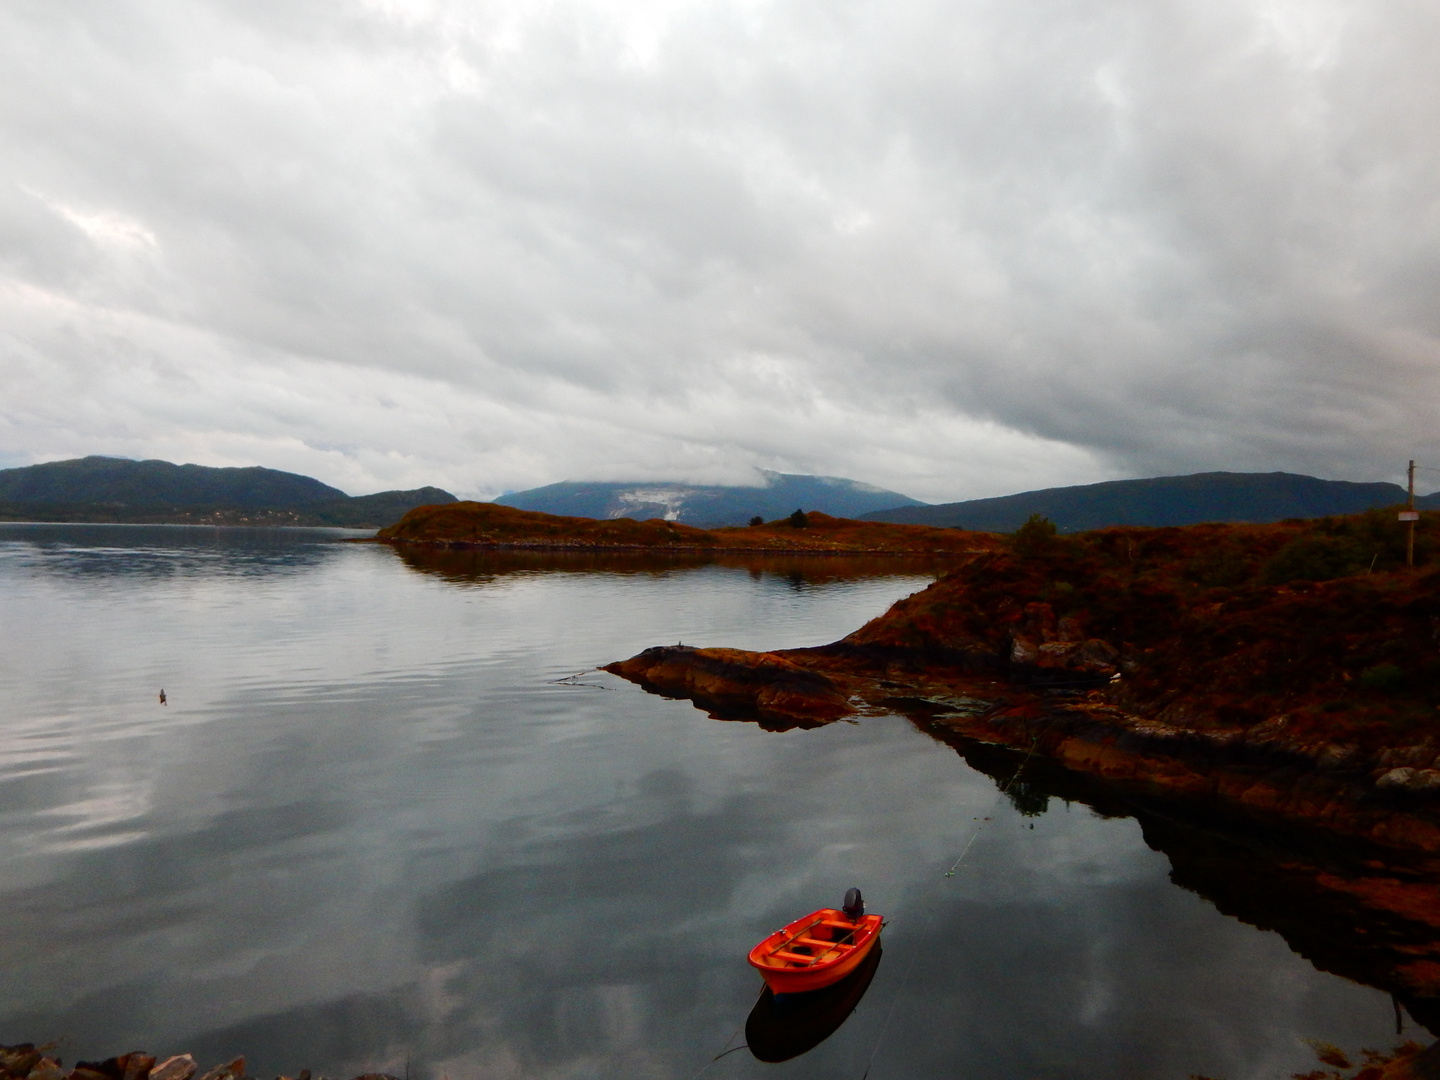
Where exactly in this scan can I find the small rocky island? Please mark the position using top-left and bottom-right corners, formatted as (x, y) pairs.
(374, 500), (998, 555)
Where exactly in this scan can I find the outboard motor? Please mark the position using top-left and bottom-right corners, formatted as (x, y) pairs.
(842, 887), (864, 921)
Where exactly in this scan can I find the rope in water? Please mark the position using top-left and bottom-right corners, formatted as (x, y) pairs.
(548, 666), (612, 689)
(857, 731), (1048, 1079)
(687, 724), (1054, 1079)
(688, 983), (767, 1079)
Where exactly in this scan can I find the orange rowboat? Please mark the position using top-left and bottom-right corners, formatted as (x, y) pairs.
(748, 889), (883, 995)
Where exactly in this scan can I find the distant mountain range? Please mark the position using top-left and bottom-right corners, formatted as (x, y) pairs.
(0, 457), (456, 527)
(862, 471), (1434, 532)
(3, 459), (1430, 534)
(494, 471), (924, 527)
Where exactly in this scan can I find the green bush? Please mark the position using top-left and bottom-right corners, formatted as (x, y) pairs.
(1260, 533), (1370, 584)
(1011, 514), (1058, 557)
(748, 515), (764, 527)
(788, 509), (809, 528)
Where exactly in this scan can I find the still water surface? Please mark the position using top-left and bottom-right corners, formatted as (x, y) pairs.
(0, 525), (1406, 1078)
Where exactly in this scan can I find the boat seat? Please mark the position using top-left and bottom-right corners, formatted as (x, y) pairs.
(795, 935), (852, 951)
(773, 949), (821, 965)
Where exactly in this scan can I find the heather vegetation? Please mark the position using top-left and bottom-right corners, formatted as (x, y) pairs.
(377, 501), (998, 555)
(845, 510), (1440, 750)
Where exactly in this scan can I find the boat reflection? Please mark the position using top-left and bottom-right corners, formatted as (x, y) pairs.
(745, 940), (884, 1062)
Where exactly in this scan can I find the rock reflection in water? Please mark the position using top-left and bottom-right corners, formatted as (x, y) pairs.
(745, 941), (884, 1063)
(917, 722), (1440, 1037)
(389, 544), (955, 588)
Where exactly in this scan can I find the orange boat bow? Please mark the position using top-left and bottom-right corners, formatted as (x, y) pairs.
(747, 908), (884, 994)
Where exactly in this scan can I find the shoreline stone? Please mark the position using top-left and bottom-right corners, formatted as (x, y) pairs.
(0, 1047), (388, 1080)
(606, 641), (1440, 854)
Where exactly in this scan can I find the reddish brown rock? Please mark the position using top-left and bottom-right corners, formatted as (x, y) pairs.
(195, 1059), (243, 1080)
(146, 1058), (195, 1080)
(0, 1047), (42, 1078)
(605, 646), (855, 726)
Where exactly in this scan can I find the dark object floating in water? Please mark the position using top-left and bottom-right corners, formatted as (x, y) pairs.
(746, 939), (885, 1063)
(748, 888), (883, 994)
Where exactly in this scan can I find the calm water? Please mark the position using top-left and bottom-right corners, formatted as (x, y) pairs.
(0, 525), (1408, 1079)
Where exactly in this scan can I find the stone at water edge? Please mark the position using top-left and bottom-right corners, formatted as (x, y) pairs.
(604, 645), (855, 724)
(195, 1058), (243, 1080)
(0, 1046), (42, 1077)
(148, 1057), (197, 1080)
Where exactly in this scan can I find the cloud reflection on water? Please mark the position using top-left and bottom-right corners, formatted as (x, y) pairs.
(0, 527), (1413, 1079)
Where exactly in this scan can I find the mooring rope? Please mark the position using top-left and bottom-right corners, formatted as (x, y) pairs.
(688, 982), (767, 1079)
(547, 666), (611, 689)
(685, 722), (1057, 1079)
(858, 729), (1050, 1078)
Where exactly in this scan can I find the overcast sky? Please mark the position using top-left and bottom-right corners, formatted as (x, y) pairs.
(2, 0), (1438, 502)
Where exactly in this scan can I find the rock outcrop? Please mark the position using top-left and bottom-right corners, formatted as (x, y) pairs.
(604, 646), (854, 727)
(0, 1046), (390, 1080)
(607, 516), (1440, 852)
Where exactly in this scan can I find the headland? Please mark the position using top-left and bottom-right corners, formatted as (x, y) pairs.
(374, 501), (999, 555)
(607, 510), (1440, 847)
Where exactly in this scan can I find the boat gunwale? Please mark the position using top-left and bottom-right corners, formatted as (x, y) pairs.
(748, 909), (883, 973)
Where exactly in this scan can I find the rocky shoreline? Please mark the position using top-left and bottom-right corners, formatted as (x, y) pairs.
(0, 1046), (396, 1080)
(607, 642), (1440, 851)
(607, 515), (1440, 854)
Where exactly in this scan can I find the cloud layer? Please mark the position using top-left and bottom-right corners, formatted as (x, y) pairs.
(2, 0), (1438, 500)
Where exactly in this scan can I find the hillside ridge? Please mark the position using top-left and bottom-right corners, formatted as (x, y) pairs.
(0, 456), (456, 528)
(864, 471), (1432, 531)
(495, 470), (923, 526)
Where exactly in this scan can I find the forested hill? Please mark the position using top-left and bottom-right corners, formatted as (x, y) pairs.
(0, 457), (456, 527)
(863, 471), (1428, 532)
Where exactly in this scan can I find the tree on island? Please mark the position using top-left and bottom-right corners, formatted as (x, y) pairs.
(1011, 513), (1059, 556)
(788, 509), (809, 528)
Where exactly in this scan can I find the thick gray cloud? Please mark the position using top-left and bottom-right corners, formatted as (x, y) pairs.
(2, 0), (1438, 501)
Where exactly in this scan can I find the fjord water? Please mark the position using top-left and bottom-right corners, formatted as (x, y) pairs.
(0, 525), (1405, 1079)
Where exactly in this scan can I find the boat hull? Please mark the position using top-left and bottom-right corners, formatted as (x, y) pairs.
(746, 939), (884, 1062)
(747, 909), (883, 995)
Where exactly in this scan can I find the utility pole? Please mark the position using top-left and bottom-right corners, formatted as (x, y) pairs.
(1406, 459), (1418, 568)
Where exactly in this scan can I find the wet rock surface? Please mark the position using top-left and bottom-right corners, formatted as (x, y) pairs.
(0, 1048), (392, 1080)
(603, 645), (855, 727)
(608, 521), (1440, 853)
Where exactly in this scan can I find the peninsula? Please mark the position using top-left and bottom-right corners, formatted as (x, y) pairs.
(375, 500), (998, 555)
(607, 509), (1440, 848)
